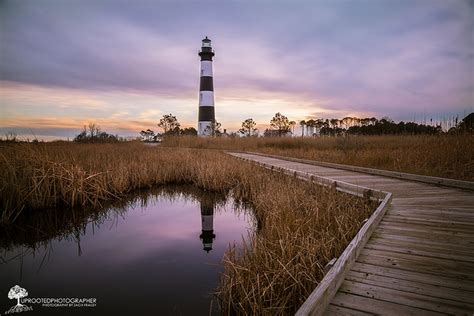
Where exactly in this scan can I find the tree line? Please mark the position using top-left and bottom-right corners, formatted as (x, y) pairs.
(261, 112), (473, 137)
(3, 112), (470, 144)
(137, 112), (473, 141)
(302, 117), (443, 136)
(74, 123), (125, 143)
(300, 113), (473, 136)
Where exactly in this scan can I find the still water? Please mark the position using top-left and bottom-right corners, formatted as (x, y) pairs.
(0, 186), (254, 315)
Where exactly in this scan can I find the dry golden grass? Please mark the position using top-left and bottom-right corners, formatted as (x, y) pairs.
(0, 142), (375, 314)
(219, 174), (374, 314)
(0, 142), (238, 222)
(162, 135), (474, 181)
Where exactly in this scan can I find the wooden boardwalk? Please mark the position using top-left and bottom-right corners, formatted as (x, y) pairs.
(229, 152), (474, 316)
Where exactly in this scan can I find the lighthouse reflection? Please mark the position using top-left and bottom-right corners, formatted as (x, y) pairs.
(198, 193), (219, 253)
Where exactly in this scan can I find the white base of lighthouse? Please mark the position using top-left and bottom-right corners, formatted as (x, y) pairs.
(198, 121), (212, 136)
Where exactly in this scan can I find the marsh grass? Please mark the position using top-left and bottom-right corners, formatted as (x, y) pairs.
(0, 142), (238, 222)
(162, 135), (474, 181)
(219, 174), (375, 314)
(0, 142), (376, 314)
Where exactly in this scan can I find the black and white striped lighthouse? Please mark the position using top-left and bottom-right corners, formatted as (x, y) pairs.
(197, 36), (215, 136)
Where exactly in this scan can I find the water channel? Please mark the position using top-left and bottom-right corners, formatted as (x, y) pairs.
(0, 186), (254, 315)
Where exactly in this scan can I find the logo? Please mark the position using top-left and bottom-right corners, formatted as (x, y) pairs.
(5, 285), (32, 314)
(3, 285), (97, 314)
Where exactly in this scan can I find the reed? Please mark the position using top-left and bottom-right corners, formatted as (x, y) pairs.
(0, 142), (376, 314)
(162, 134), (474, 181)
(0, 142), (236, 222)
(219, 174), (375, 314)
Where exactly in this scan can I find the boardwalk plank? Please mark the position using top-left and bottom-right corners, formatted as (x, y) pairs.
(387, 210), (474, 218)
(365, 239), (474, 263)
(375, 227), (474, 245)
(367, 237), (474, 262)
(346, 270), (474, 304)
(351, 262), (474, 292)
(357, 250), (474, 281)
(339, 280), (474, 314)
(379, 219), (473, 232)
(371, 232), (474, 252)
(330, 292), (444, 316)
(382, 215), (474, 228)
(324, 304), (372, 316)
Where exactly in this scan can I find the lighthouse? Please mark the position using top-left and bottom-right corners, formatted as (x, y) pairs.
(197, 36), (216, 136)
(199, 197), (216, 253)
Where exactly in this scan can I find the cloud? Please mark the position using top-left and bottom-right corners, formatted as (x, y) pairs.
(0, 2), (199, 94)
(0, 0), (472, 139)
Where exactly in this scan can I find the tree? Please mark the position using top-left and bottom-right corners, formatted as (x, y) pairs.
(213, 121), (222, 136)
(158, 114), (180, 135)
(360, 118), (370, 126)
(74, 123), (120, 143)
(299, 120), (306, 137)
(306, 119), (316, 136)
(263, 128), (281, 137)
(204, 120), (222, 136)
(8, 285), (28, 307)
(352, 117), (360, 127)
(139, 130), (148, 141)
(74, 131), (87, 142)
(228, 131), (240, 138)
(270, 112), (291, 136)
(239, 118), (258, 137)
(146, 129), (155, 141)
(140, 129), (156, 142)
(341, 117), (352, 129)
(289, 120), (296, 135)
(167, 126), (181, 136)
(453, 113), (473, 134)
(314, 119), (325, 136)
(181, 127), (198, 136)
(88, 123), (100, 138)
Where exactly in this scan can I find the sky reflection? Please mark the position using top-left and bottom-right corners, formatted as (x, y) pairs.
(0, 188), (254, 315)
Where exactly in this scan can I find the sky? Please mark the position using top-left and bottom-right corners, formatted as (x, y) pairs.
(0, 0), (473, 140)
